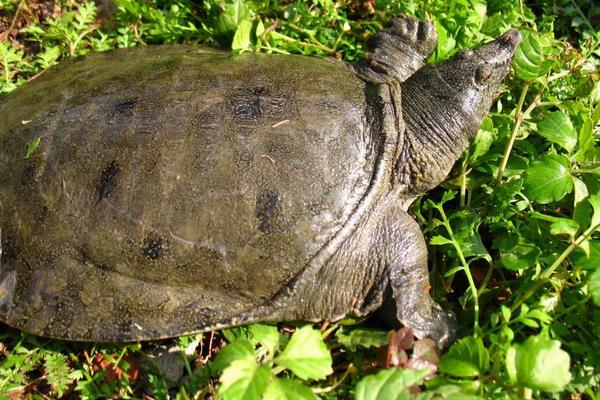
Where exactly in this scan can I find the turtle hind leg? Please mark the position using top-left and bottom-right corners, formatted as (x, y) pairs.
(357, 15), (438, 83)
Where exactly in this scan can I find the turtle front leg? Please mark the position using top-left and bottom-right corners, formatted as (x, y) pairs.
(358, 15), (438, 83)
(378, 206), (457, 349)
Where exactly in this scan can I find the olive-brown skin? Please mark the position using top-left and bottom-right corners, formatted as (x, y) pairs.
(0, 16), (520, 347)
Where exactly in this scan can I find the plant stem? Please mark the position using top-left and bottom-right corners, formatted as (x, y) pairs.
(495, 82), (530, 182)
(272, 365), (286, 375)
(574, 169), (600, 175)
(459, 153), (469, 207)
(434, 203), (480, 335)
(510, 221), (600, 312)
(312, 365), (352, 394)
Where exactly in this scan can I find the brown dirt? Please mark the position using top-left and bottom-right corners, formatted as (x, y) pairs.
(0, 0), (61, 53)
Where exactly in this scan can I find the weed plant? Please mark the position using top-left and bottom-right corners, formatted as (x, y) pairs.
(0, 0), (599, 398)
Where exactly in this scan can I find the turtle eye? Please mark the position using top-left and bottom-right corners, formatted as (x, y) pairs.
(475, 65), (493, 84)
(459, 49), (473, 58)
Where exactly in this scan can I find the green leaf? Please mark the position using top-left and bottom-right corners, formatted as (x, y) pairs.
(470, 124), (495, 163)
(355, 368), (429, 400)
(549, 218), (579, 238)
(24, 137), (41, 159)
(512, 31), (543, 81)
(506, 335), (571, 392)
(523, 154), (573, 204)
(275, 326), (332, 380)
(439, 336), (489, 377)
(214, 0), (252, 39)
(588, 193), (600, 230)
(335, 328), (389, 351)
(422, 384), (482, 399)
(498, 233), (540, 270)
(571, 240), (600, 270)
(232, 19), (253, 51)
(248, 324), (281, 357)
(212, 340), (255, 372)
(255, 19), (265, 38)
(573, 176), (589, 206)
(451, 210), (491, 261)
(574, 116), (594, 161)
(222, 326), (252, 342)
(430, 235), (453, 246)
(263, 378), (318, 400)
(589, 268), (600, 306)
(431, 19), (455, 61)
(219, 358), (271, 400)
(537, 111), (577, 152)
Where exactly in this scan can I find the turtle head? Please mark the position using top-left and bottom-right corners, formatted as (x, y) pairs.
(431, 29), (522, 138)
(398, 30), (521, 195)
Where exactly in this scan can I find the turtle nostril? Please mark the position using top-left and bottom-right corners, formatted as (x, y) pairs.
(501, 29), (522, 46)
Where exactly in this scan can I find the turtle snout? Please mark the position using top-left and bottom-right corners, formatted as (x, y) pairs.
(498, 29), (522, 51)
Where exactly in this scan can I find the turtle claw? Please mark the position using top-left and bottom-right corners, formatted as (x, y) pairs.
(360, 14), (438, 82)
(389, 14), (437, 56)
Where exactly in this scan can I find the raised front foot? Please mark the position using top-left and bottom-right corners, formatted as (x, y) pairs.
(359, 14), (438, 83)
(383, 15), (437, 57)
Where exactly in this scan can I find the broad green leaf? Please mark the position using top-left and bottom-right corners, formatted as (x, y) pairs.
(431, 19), (455, 61)
(506, 335), (571, 392)
(248, 324), (281, 357)
(263, 378), (318, 400)
(219, 358), (271, 400)
(575, 117), (594, 161)
(588, 193), (600, 230)
(439, 336), (489, 377)
(498, 234), (540, 270)
(222, 326), (252, 342)
(571, 240), (600, 270)
(537, 111), (577, 152)
(573, 176), (589, 206)
(335, 328), (389, 351)
(212, 340), (255, 372)
(549, 218), (579, 238)
(512, 31), (543, 81)
(355, 368), (429, 400)
(451, 210), (491, 261)
(589, 268), (600, 306)
(523, 154), (573, 204)
(232, 19), (253, 50)
(470, 125), (495, 163)
(422, 384), (482, 399)
(214, 0), (252, 39)
(275, 326), (332, 380)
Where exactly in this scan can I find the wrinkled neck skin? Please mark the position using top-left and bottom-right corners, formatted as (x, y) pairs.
(395, 65), (482, 195)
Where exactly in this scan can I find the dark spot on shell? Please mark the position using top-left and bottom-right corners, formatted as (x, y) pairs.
(97, 160), (120, 202)
(141, 235), (166, 260)
(229, 87), (264, 120)
(255, 189), (279, 233)
(111, 98), (138, 117)
(21, 164), (37, 186)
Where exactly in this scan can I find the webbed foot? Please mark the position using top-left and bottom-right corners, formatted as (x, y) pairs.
(359, 15), (438, 83)
(381, 15), (437, 58)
